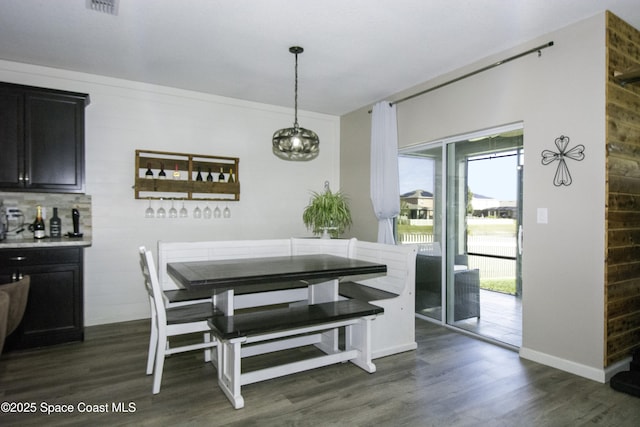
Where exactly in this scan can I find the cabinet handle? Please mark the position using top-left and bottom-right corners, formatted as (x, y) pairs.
(18, 173), (24, 182)
(9, 256), (26, 261)
(24, 174), (30, 182)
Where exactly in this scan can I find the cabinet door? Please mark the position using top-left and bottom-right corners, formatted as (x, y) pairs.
(0, 88), (24, 188)
(25, 92), (85, 192)
(0, 247), (84, 350)
(1, 264), (84, 349)
(13, 263), (84, 348)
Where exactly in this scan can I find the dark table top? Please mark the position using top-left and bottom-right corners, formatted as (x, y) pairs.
(167, 254), (387, 290)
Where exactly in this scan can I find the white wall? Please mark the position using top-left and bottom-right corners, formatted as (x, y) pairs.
(342, 14), (607, 379)
(0, 60), (340, 325)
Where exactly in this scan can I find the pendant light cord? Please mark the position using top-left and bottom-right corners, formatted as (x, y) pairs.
(294, 51), (299, 128)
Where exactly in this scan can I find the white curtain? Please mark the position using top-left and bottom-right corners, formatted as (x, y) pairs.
(370, 101), (399, 244)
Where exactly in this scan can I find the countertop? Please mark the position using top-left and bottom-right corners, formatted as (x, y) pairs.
(0, 236), (92, 249)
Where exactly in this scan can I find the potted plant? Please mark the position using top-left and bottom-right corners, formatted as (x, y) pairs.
(302, 181), (352, 238)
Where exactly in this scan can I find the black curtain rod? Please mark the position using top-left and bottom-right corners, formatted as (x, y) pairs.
(369, 41), (554, 112)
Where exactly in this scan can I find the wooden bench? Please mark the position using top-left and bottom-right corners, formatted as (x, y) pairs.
(167, 281), (395, 308)
(339, 281), (399, 302)
(164, 281), (308, 304)
(209, 299), (383, 409)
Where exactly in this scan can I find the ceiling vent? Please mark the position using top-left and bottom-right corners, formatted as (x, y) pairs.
(87, 0), (119, 15)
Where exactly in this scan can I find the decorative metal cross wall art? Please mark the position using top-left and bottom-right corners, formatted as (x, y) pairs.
(540, 135), (585, 186)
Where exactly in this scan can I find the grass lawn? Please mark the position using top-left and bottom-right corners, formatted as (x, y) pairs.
(398, 224), (433, 234)
(481, 277), (516, 295)
(398, 220), (516, 236)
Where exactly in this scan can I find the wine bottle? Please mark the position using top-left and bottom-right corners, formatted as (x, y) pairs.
(158, 162), (166, 179)
(218, 167), (225, 182)
(49, 207), (61, 238)
(173, 163), (181, 180)
(228, 168), (235, 183)
(196, 166), (203, 181)
(145, 162), (154, 179)
(34, 205), (45, 239)
(206, 168), (214, 182)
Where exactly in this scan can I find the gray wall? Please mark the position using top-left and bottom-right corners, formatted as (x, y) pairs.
(341, 14), (608, 381)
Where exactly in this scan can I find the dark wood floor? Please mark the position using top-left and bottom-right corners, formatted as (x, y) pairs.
(1, 318), (638, 426)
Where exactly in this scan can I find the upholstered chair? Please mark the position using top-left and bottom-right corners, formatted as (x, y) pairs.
(0, 276), (31, 353)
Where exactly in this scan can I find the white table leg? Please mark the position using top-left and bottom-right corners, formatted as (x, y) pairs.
(346, 316), (376, 373)
(213, 288), (234, 315)
(308, 279), (339, 353)
(308, 279), (338, 304)
(218, 337), (245, 409)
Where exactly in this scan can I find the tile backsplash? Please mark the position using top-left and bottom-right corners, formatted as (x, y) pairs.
(0, 192), (92, 238)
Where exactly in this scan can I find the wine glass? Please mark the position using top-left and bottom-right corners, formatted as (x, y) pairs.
(223, 205), (231, 218)
(203, 204), (212, 219)
(214, 205), (221, 219)
(179, 201), (188, 218)
(145, 198), (154, 218)
(193, 205), (202, 219)
(169, 199), (178, 218)
(157, 198), (166, 218)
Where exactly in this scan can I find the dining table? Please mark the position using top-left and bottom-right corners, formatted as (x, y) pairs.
(166, 253), (387, 315)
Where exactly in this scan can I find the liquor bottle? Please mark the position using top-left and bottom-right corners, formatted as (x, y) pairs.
(158, 163), (166, 179)
(145, 162), (154, 179)
(218, 167), (225, 182)
(34, 205), (45, 239)
(196, 166), (203, 181)
(206, 168), (214, 182)
(49, 207), (61, 238)
(173, 163), (181, 180)
(228, 168), (235, 183)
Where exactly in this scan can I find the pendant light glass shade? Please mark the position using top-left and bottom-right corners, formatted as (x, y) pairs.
(273, 46), (319, 161)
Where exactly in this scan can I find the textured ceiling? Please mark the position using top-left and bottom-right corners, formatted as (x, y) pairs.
(0, 0), (638, 115)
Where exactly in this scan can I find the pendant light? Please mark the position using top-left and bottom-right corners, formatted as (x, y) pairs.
(272, 46), (320, 161)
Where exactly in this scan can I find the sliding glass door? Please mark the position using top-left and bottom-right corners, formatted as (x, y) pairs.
(399, 144), (443, 321)
(399, 124), (523, 347)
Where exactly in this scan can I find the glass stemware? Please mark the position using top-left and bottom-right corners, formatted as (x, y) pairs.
(169, 199), (178, 218)
(223, 205), (231, 218)
(213, 205), (221, 219)
(203, 204), (212, 219)
(145, 198), (154, 218)
(193, 205), (202, 219)
(179, 201), (188, 218)
(156, 198), (166, 218)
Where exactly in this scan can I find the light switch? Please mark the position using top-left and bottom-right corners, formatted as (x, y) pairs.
(537, 208), (548, 224)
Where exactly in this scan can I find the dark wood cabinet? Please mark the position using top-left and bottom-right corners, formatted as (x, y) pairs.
(0, 247), (84, 349)
(0, 82), (89, 193)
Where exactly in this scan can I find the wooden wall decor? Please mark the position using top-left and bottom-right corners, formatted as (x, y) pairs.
(540, 135), (585, 186)
(133, 149), (240, 201)
(605, 11), (640, 366)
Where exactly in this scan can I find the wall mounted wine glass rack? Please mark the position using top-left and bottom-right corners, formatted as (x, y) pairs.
(134, 149), (240, 201)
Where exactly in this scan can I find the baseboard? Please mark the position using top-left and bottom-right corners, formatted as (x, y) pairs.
(372, 342), (417, 359)
(519, 346), (618, 383)
(604, 357), (633, 382)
